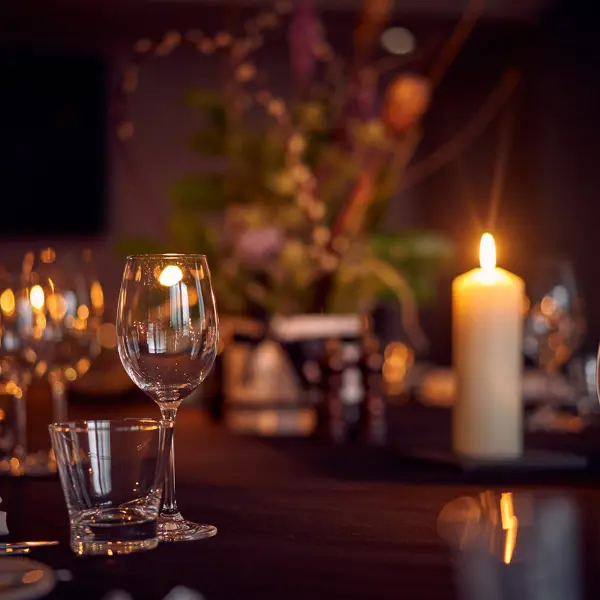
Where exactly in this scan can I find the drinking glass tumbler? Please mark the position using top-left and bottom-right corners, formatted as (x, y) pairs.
(49, 419), (170, 556)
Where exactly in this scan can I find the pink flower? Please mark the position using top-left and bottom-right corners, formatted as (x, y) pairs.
(236, 228), (285, 265)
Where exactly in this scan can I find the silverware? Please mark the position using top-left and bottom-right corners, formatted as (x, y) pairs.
(0, 541), (59, 550)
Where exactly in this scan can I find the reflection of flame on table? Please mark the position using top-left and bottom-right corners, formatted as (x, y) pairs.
(500, 492), (518, 564)
(437, 489), (582, 597)
(437, 491), (520, 563)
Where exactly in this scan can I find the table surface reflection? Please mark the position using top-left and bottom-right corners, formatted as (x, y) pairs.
(2, 398), (600, 600)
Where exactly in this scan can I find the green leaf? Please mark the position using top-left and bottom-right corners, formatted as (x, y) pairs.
(189, 129), (227, 156)
(369, 231), (455, 306)
(185, 88), (227, 132)
(370, 231), (455, 266)
(168, 212), (220, 257)
(170, 175), (226, 211)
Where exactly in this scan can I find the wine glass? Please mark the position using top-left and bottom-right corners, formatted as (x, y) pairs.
(524, 260), (585, 373)
(0, 266), (36, 468)
(524, 260), (586, 429)
(22, 248), (103, 423)
(116, 254), (219, 542)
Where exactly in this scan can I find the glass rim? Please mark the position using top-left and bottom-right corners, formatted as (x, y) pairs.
(126, 253), (208, 260)
(49, 418), (163, 434)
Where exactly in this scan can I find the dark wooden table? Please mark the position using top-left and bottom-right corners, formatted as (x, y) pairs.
(2, 398), (600, 600)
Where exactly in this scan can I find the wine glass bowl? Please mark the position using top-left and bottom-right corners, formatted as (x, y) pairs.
(21, 249), (103, 376)
(0, 268), (36, 389)
(0, 268), (35, 468)
(524, 260), (585, 373)
(20, 248), (104, 423)
(524, 260), (587, 431)
(116, 254), (219, 542)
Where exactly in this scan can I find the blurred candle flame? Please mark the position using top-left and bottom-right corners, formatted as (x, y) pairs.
(0, 288), (15, 316)
(480, 233), (496, 271)
(77, 304), (90, 320)
(90, 281), (104, 313)
(159, 265), (183, 287)
(47, 293), (67, 321)
(29, 285), (45, 310)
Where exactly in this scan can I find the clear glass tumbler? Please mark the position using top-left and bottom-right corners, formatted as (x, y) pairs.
(49, 418), (170, 556)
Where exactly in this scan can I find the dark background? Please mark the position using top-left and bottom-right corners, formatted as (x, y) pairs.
(0, 45), (107, 235)
(1, 0), (599, 363)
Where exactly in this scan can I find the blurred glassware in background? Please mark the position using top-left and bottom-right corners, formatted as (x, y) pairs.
(0, 248), (104, 475)
(382, 341), (415, 400)
(523, 260), (587, 432)
(0, 266), (39, 473)
(21, 248), (103, 424)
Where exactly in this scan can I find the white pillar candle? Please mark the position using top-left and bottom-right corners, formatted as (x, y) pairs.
(452, 233), (524, 460)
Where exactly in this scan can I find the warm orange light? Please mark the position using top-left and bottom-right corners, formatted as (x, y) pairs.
(40, 247), (56, 264)
(159, 265), (183, 287)
(479, 233), (496, 271)
(500, 492), (514, 529)
(0, 288), (15, 316)
(35, 361), (47, 377)
(500, 493), (518, 564)
(76, 357), (91, 376)
(540, 296), (556, 317)
(91, 281), (104, 312)
(29, 285), (45, 310)
(504, 516), (518, 564)
(47, 293), (67, 321)
(64, 367), (78, 382)
(96, 322), (117, 349)
(77, 304), (90, 320)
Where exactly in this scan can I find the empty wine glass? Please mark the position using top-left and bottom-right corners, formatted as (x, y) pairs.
(116, 254), (219, 542)
(524, 260), (585, 373)
(524, 260), (586, 429)
(0, 267), (36, 468)
(22, 248), (103, 422)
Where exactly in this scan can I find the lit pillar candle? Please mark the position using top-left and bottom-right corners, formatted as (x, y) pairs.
(452, 233), (524, 460)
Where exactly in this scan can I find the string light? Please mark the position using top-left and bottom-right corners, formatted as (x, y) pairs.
(235, 63), (257, 83)
(197, 39), (215, 55)
(215, 32), (233, 48)
(134, 38), (153, 53)
(115, 2), (324, 143)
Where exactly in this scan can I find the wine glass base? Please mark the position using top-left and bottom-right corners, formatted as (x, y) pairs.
(157, 512), (217, 543)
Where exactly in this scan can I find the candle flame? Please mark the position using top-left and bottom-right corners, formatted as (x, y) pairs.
(479, 233), (496, 271)
(29, 285), (45, 310)
(158, 265), (183, 287)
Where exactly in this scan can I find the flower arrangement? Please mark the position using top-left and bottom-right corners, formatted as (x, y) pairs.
(117, 0), (517, 348)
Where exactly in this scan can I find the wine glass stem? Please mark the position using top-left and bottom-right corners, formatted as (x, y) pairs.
(159, 405), (179, 516)
(13, 382), (28, 463)
(50, 377), (68, 423)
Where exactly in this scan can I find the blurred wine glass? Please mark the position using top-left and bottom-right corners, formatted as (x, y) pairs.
(524, 260), (586, 429)
(21, 248), (104, 422)
(0, 266), (37, 468)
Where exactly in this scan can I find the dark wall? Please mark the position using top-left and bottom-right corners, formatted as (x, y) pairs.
(415, 3), (600, 361)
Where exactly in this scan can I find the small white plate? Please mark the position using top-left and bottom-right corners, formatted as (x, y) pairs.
(0, 558), (55, 600)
